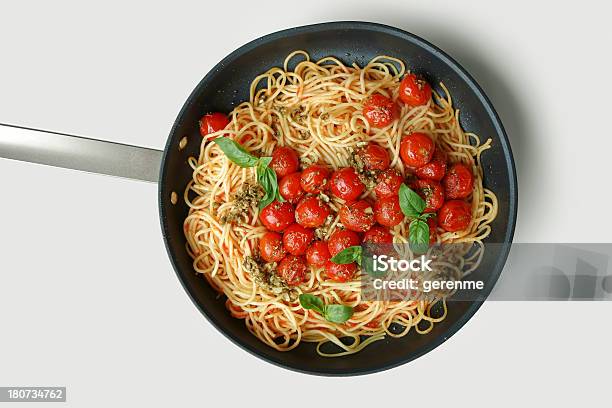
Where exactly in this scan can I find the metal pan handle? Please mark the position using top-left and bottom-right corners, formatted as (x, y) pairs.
(0, 123), (163, 183)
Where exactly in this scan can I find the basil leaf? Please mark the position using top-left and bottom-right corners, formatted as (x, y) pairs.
(330, 246), (362, 264)
(299, 294), (325, 314)
(362, 253), (386, 278)
(324, 304), (354, 323)
(256, 158), (283, 209)
(409, 219), (430, 254)
(399, 184), (426, 218)
(213, 137), (259, 168)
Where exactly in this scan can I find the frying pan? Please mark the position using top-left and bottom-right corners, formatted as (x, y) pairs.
(0, 21), (517, 375)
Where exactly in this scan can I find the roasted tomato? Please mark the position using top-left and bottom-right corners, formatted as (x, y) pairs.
(412, 179), (445, 213)
(399, 74), (432, 106)
(438, 200), (472, 232)
(374, 169), (404, 199)
(278, 172), (305, 204)
(362, 226), (393, 245)
(443, 163), (474, 199)
(295, 195), (331, 228)
(282, 224), (314, 256)
(415, 149), (447, 181)
(270, 146), (300, 178)
(362, 94), (399, 128)
(277, 255), (308, 286)
(306, 241), (331, 268)
(330, 167), (365, 201)
(427, 217), (438, 244)
(259, 201), (295, 232)
(258, 231), (286, 263)
(325, 261), (358, 282)
(339, 200), (375, 232)
(355, 143), (390, 171)
(400, 132), (435, 168)
(328, 229), (361, 257)
(300, 165), (330, 194)
(374, 196), (404, 227)
(199, 112), (230, 138)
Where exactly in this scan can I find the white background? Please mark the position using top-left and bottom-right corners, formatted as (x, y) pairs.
(0, 1), (610, 406)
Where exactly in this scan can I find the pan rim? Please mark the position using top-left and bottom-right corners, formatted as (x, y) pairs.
(158, 20), (518, 376)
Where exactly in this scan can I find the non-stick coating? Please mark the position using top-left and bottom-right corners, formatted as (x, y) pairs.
(159, 22), (517, 376)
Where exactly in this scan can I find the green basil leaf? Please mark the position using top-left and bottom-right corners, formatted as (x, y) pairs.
(213, 137), (259, 167)
(330, 246), (362, 264)
(409, 219), (430, 254)
(256, 158), (283, 209)
(299, 294), (325, 314)
(362, 253), (386, 278)
(399, 183), (426, 218)
(323, 304), (354, 323)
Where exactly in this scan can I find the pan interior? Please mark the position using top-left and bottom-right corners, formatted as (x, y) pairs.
(159, 22), (516, 376)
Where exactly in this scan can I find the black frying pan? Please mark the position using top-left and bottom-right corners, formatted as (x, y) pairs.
(0, 21), (517, 376)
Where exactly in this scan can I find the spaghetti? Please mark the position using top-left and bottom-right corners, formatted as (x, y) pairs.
(183, 51), (498, 356)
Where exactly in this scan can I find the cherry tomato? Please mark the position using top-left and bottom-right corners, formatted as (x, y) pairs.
(306, 241), (331, 268)
(362, 226), (393, 245)
(399, 74), (432, 106)
(282, 224), (314, 256)
(362, 94), (399, 128)
(258, 232), (286, 263)
(427, 217), (438, 245)
(443, 163), (474, 199)
(415, 149), (447, 181)
(295, 195), (331, 228)
(356, 143), (390, 171)
(199, 112), (230, 138)
(412, 179), (445, 213)
(270, 146), (300, 178)
(279, 172), (305, 204)
(374, 169), (404, 199)
(339, 200), (375, 232)
(328, 229), (361, 257)
(374, 196), (404, 227)
(438, 200), (472, 232)
(259, 201), (295, 232)
(330, 167), (365, 201)
(400, 132), (435, 168)
(277, 255), (308, 286)
(325, 261), (358, 283)
(300, 165), (330, 194)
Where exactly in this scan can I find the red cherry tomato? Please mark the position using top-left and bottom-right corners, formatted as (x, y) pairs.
(325, 261), (358, 283)
(295, 195), (331, 228)
(258, 231), (286, 263)
(374, 196), (404, 227)
(328, 229), (361, 257)
(305, 241), (331, 268)
(356, 143), (390, 171)
(278, 172), (305, 204)
(374, 169), (404, 199)
(427, 217), (438, 245)
(200, 112), (230, 139)
(438, 200), (472, 232)
(443, 163), (474, 199)
(277, 255), (308, 286)
(400, 132), (435, 168)
(282, 224), (314, 256)
(415, 149), (447, 181)
(330, 167), (365, 201)
(412, 179), (445, 213)
(362, 94), (399, 128)
(270, 146), (300, 178)
(339, 200), (375, 232)
(399, 74), (432, 106)
(362, 226), (393, 245)
(300, 165), (330, 194)
(259, 201), (295, 232)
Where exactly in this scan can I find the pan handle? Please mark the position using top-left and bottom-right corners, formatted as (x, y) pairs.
(0, 123), (163, 183)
